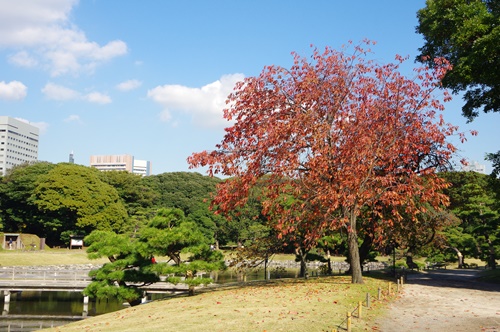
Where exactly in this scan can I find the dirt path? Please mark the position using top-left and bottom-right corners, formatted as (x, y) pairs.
(373, 269), (500, 331)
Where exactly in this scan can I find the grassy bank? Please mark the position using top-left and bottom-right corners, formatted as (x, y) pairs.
(0, 249), (107, 266)
(43, 276), (397, 332)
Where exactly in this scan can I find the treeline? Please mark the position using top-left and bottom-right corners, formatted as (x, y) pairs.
(0, 162), (498, 270)
(0, 162), (238, 247)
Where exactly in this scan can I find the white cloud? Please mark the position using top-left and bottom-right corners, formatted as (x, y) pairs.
(42, 82), (111, 104)
(64, 114), (82, 123)
(42, 82), (79, 101)
(84, 92), (111, 104)
(8, 51), (38, 67)
(0, 81), (28, 100)
(0, 0), (127, 76)
(147, 73), (244, 128)
(116, 79), (142, 92)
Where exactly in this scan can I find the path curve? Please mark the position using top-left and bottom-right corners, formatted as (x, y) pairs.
(374, 269), (500, 331)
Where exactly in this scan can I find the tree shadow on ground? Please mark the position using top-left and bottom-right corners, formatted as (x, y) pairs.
(402, 268), (500, 292)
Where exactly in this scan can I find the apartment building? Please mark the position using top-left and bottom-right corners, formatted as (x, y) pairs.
(0, 116), (39, 176)
(90, 154), (151, 176)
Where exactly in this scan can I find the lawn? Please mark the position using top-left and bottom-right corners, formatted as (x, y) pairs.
(43, 276), (398, 332)
(0, 248), (107, 266)
(0, 249), (400, 331)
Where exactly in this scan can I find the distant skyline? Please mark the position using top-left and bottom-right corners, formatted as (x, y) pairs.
(0, 0), (497, 175)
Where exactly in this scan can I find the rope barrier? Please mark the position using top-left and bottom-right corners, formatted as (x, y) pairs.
(333, 279), (401, 331)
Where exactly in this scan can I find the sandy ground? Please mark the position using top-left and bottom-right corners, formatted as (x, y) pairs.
(373, 269), (500, 332)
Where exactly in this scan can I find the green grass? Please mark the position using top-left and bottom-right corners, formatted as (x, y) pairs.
(44, 276), (398, 332)
(0, 248), (107, 266)
(0, 249), (398, 331)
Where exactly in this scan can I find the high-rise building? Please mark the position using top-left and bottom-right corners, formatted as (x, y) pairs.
(69, 151), (75, 164)
(90, 154), (152, 176)
(132, 159), (152, 176)
(461, 161), (487, 174)
(0, 116), (39, 176)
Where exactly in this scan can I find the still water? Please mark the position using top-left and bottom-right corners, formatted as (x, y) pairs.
(0, 268), (303, 331)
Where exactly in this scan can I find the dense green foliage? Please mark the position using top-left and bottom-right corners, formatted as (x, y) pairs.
(438, 171), (499, 268)
(143, 172), (221, 215)
(416, 0), (500, 177)
(416, 0), (500, 120)
(32, 163), (129, 240)
(0, 166), (232, 247)
(0, 162), (56, 239)
(84, 208), (225, 305)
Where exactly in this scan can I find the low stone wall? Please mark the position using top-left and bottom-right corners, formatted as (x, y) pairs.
(225, 260), (388, 272)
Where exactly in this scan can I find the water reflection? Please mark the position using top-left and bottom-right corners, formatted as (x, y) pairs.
(0, 291), (126, 331)
(1, 290), (124, 316)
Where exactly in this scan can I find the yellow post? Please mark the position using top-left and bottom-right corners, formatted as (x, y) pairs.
(378, 287), (382, 300)
(401, 276), (404, 286)
(358, 301), (362, 318)
(388, 282), (392, 295)
(346, 311), (352, 332)
(397, 279), (400, 292)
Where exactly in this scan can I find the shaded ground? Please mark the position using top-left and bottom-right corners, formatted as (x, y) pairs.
(374, 269), (500, 332)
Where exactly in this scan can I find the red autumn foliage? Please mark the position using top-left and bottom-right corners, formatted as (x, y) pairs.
(188, 40), (461, 284)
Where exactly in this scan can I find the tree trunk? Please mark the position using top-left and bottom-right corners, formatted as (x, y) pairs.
(447, 247), (464, 268)
(326, 249), (333, 275)
(358, 233), (374, 269)
(295, 247), (308, 278)
(347, 212), (363, 284)
(487, 236), (497, 269)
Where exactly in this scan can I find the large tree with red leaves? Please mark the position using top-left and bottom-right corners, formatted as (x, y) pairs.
(189, 41), (463, 283)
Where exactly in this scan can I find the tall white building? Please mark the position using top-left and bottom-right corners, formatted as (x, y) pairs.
(90, 154), (152, 176)
(132, 159), (152, 176)
(0, 116), (39, 176)
(462, 161), (487, 174)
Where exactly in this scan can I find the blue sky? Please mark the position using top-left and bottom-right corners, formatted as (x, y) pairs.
(0, 0), (497, 175)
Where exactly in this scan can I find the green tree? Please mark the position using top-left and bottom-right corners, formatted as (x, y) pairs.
(32, 163), (128, 244)
(143, 172), (226, 245)
(440, 171), (500, 268)
(143, 172), (221, 216)
(83, 230), (158, 306)
(98, 170), (157, 214)
(84, 208), (225, 305)
(416, 0), (500, 120)
(0, 162), (57, 239)
(98, 170), (157, 234)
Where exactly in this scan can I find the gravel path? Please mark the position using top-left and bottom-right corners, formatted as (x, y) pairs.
(374, 269), (500, 332)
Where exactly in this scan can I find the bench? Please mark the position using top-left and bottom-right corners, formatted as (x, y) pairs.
(429, 262), (447, 270)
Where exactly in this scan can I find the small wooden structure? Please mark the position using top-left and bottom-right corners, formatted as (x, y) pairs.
(69, 235), (84, 249)
(3, 233), (20, 250)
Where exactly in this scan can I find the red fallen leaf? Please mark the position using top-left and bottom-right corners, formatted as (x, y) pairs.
(217, 301), (222, 304)
(333, 301), (338, 304)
